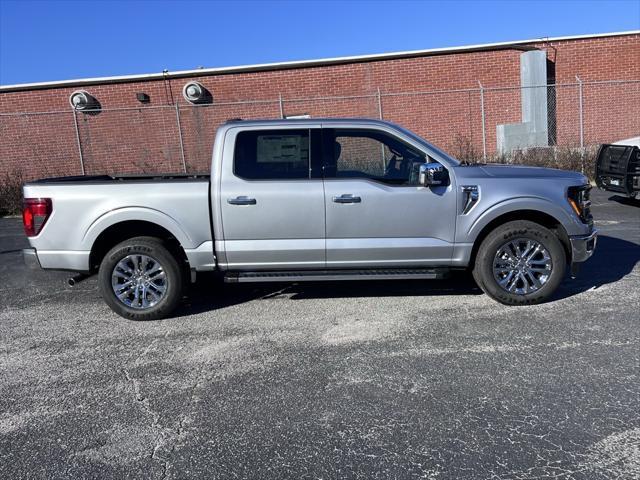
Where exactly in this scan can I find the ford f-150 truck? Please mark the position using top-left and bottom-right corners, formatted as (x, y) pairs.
(22, 118), (597, 320)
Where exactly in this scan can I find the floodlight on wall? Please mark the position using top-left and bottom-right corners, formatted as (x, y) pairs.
(136, 92), (150, 103)
(69, 90), (99, 111)
(182, 81), (211, 104)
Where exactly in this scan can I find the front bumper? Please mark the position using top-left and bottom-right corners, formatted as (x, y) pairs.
(23, 248), (42, 269)
(570, 229), (598, 263)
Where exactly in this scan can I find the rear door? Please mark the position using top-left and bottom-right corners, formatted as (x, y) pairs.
(322, 127), (457, 268)
(219, 126), (325, 270)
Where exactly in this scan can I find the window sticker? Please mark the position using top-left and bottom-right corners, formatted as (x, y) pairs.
(257, 135), (307, 163)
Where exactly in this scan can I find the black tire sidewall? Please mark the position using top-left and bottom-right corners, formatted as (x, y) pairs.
(98, 237), (182, 320)
(474, 221), (566, 305)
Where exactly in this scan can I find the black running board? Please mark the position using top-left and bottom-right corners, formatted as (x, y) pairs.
(224, 268), (450, 283)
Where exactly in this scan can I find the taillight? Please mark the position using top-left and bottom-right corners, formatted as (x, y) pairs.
(23, 198), (52, 237)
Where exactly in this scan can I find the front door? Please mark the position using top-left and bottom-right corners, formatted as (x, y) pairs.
(219, 126), (325, 270)
(322, 127), (457, 268)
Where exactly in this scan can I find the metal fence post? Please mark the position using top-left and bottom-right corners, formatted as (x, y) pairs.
(174, 104), (187, 173)
(376, 88), (386, 168)
(576, 76), (585, 174)
(72, 110), (85, 175)
(279, 94), (284, 119)
(478, 81), (487, 160)
(576, 76), (584, 150)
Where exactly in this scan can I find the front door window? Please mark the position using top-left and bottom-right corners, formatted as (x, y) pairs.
(325, 129), (427, 185)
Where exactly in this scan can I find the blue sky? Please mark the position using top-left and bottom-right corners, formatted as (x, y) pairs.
(1, 0), (639, 85)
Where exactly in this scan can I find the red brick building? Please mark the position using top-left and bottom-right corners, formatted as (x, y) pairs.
(0, 31), (638, 180)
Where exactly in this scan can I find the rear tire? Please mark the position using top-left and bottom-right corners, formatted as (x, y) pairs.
(473, 221), (566, 305)
(98, 236), (183, 320)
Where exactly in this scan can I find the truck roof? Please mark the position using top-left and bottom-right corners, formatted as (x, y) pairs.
(219, 117), (462, 167)
(222, 117), (395, 127)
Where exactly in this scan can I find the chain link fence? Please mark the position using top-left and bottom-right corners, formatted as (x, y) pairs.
(1, 79), (639, 212)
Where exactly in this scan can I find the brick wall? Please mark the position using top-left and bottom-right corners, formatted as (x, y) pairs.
(0, 33), (638, 180)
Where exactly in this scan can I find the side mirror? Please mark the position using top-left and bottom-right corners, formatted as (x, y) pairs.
(419, 162), (447, 186)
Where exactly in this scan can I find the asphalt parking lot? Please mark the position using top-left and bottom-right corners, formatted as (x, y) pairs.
(1, 188), (638, 479)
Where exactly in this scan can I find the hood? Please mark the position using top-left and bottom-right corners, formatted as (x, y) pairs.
(612, 136), (640, 148)
(479, 164), (587, 183)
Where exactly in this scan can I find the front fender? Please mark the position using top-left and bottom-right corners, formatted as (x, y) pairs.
(81, 207), (194, 251)
(462, 196), (584, 243)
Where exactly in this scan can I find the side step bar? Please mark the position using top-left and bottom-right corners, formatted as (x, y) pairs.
(224, 268), (450, 283)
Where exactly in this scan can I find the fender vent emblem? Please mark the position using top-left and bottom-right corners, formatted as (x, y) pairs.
(461, 185), (479, 214)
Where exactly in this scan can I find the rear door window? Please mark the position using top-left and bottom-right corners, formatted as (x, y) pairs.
(234, 129), (310, 180)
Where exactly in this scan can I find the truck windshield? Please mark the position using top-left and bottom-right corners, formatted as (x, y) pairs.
(394, 125), (461, 166)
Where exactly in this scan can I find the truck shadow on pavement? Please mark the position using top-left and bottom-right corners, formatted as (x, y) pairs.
(0, 249), (24, 255)
(178, 235), (639, 316)
(608, 195), (640, 207)
(554, 234), (640, 300)
(179, 274), (483, 317)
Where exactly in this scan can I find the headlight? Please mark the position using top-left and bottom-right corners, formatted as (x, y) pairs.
(567, 185), (593, 225)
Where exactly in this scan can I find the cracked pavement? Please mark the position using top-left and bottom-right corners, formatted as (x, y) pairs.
(1, 189), (639, 479)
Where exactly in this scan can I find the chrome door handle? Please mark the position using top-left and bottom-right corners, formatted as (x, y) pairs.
(228, 196), (257, 205)
(332, 194), (361, 204)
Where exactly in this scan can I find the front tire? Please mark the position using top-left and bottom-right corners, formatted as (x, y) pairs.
(473, 221), (566, 305)
(98, 236), (183, 320)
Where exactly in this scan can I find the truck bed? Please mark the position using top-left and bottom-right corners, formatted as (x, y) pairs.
(22, 175), (213, 272)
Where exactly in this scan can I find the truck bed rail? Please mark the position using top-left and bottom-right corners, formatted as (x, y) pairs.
(25, 173), (210, 185)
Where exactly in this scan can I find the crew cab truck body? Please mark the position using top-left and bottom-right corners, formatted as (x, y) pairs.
(23, 119), (597, 319)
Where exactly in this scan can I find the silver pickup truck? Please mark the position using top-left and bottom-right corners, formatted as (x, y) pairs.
(23, 118), (597, 319)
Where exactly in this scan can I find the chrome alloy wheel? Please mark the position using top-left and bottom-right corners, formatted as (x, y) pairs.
(492, 238), (553, 295)
(111, 254), (167, 309)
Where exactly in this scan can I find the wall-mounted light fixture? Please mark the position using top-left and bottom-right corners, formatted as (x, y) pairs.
(182, 81), (211, 104)
(69, 90), (99, 111)
(136, 92), (150, 103)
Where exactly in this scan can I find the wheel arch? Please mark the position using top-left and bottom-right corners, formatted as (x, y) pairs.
(88, 220), (189, 274)
(469, 209), (572, 268)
